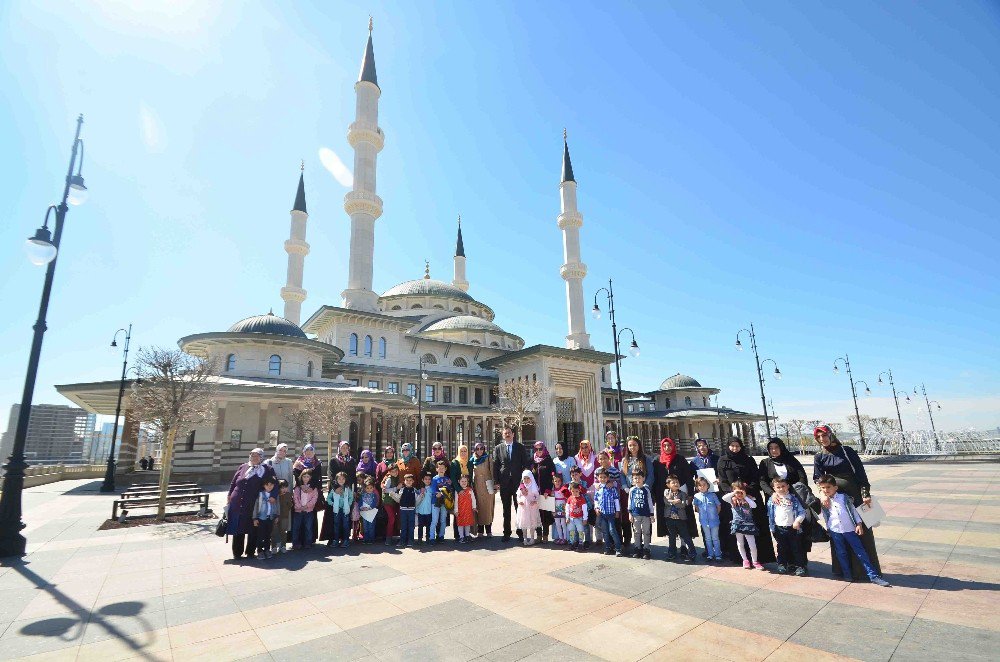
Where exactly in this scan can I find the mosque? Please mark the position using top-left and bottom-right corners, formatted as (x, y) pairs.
(56, 25), (762, 482)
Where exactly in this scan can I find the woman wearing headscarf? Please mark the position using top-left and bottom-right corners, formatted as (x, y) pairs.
(553, 441), (577, 485)
(329, 441), (358, 488)
(226, 448), (278, 560)
(422, 441), (448, 477)
(266, 443), (295, 491)
(603, 430), (624, 464)
(374, 446), (396, 485)
(620, 436), (654, 489)
(529, 441), (556, 542)
(759, 437), (812, 565)
(396, 442), (422, 479)
(293, 444), (325, 544)
(470, 441), (495, 537)
(357, 449), (378, 483)
(575, 439), (597, 489)
(653, 438), (698, 545)
(717, 437), (775, 564)
(813, 424), (881, 580)
(690, 438), (719, 475)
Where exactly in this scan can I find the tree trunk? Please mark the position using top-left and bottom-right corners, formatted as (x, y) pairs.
(156, 427), (177, 521)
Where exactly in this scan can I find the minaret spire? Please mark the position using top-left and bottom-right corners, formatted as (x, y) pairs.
(558, 131), (591, 349)
(342, 21), (385, 311)
(452, 214), (469, 292)
(281, 162), (310, 325)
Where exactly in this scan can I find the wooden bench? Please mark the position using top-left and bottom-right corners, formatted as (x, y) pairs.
(125, 482), (198, 491)
(121, 486), (203, 500)
(112, 492), (210, 520)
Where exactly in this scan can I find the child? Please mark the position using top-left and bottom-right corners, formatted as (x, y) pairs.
(594, 467), (622, 556)
(291, 469), (318, 550)
(396, 473), (419, 547)
(663, 475), (695, 562)
(551, 474), (570, 545)
(381, 464), (401, 545)
(817, 475), (890, 587)
(598, 450), (627, 553)
(570, 465), (595, 549)
(723, 480), (762, 569)
(252, 477), (279, 559)
(326, 471), (354, 548)
(515, 470), (542, 546)
(272, 479), (292, 554)
(767, 477), (807, 575)
(415, 472), (434, 543)
(359, 478), (380, 544)
(430, 460), (453, 543)
(627, 470), (654, 560)
(692, 476), (722, 561)
(565, 481), (588, 550)
(453, 474), (478, 543)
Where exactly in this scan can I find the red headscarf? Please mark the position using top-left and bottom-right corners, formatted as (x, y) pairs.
(659, 437), (677, 466)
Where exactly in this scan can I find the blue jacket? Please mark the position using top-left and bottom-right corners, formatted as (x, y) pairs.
(767, 492), (806, 532)
(693, 491), (721, 528)
(326, 484), (355, 514)
(415, 486), (434, 515)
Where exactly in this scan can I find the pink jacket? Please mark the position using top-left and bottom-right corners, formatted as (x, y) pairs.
(293, 486), (318, 513)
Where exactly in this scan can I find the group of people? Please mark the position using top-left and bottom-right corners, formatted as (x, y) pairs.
(223, 424), (890, 586)
(138, 455), (155, 471)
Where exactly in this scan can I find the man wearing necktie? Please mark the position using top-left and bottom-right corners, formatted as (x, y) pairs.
(492, 424), (527, 541)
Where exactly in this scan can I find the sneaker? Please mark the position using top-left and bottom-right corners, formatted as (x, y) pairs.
(604, 549), (614, 556)
(870, 576), (891, 587)
(701, 550), (710, 559)
(583, 541), (591, 549)
(615, 550), (623, 558)
(326, 541), (335, 547)
(754, 562), (765, 570)
(665, 553), (677, 562)
(632, 548), (643, 559)
(794, 566), (807, 577)
(713, 555), (723, 561)
(776, 564), (788, 574)
(742, 560), (752, 569)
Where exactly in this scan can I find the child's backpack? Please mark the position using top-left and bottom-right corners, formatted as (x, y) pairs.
(438, 487), (454, 510)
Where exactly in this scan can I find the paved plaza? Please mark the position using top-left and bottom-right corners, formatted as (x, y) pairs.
(0, 459), (997, 661)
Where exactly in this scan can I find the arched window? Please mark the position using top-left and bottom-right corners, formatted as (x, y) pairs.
(411, 304), (423, 309)
(470, 340), (481, 345)
(453, 307), (463, 312)
(421, 353), (437, 365)
(665, 398), (671, 409)
(601, 367), (606, 382)
(685, 396), (692, 407)
(433, 304), (444, 310)
(453, 357), (468, 367)
(349, 333), (358, 356)
(703, 397), (707, 407)
(490, 342), (500, 347)
(269, 355), (281, 375)
(364, 335), (373, 357)
(391, 305), (402, 311)
(379, 337), (387, 359)
(226, 354), (236, 372)
(307, 361), (313, 377)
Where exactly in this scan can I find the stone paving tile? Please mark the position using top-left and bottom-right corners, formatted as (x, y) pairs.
(348, 598), (489, 651)
(367, 630), (479, 662)
(791, 602), (912, 661)
(892, 617), (999, 660)
(459, 613), (538, 655)
(79, 607), (167, 645)
(268, 631), (371, 661)
(481, 632), (602, 661)
(712, 587), (827, 640)
(164, 593), (240, 627)
(647, 577), (757, 620)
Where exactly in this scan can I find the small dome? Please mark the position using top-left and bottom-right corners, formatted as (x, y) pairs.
(380, 279), (475, 303)
(227, 312), (307, 338)
(424, 315), (505, 333)
(659, 373), (701, 390)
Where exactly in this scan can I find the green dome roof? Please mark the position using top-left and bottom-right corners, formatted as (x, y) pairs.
(380, 279), (475, 302)
(659, 374), (702, 390)
(227, 312), (307, 339)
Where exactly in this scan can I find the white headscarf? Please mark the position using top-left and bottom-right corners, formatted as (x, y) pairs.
(519, 469), (539, 496)
(245, 448), (266, 479)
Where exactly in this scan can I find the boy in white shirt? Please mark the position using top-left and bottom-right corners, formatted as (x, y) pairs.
(817, 475), (890, 587)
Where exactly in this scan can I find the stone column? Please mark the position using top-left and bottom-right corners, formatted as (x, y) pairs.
(116, 410), (140, 475)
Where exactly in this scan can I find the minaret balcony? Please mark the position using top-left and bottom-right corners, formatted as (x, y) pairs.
(560, 262), (588, 280)
(280, 286), (307, 303)
(348, 122), (385, 151)
(284, 239), (310, 256)
(344, 190), (384, 219)
(557, 211), (583, 230)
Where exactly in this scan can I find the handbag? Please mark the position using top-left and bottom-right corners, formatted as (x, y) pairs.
(808, 521), (829, 543)
(215, 510), (228, 538)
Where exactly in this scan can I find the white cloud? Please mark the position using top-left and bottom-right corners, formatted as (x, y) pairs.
(318, 147), (353, 187)
(139, 102), (165, 152)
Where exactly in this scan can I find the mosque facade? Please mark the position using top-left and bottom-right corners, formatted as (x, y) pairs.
(56, 26), (762, 482)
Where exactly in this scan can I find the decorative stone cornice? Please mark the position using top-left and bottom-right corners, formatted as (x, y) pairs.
(557, 210), (583, 230)
(343, 190), (384, 219)
(280, 286), (307, 303)
(284, 239), (310, 256)
(560, 262), (587, 280)
(354, 80), (381, 97)
(347, 122), (385, 151)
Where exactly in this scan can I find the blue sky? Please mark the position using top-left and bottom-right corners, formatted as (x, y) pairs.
(1, 1), (998, 434)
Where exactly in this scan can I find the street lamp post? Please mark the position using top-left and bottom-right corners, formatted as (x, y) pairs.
(593, 279), (640, 439)
(834, 355), (871, 452)
(876, 368), (905, 433)
(768, 398), (777, 437)
(101, 325), (133, 493)
(914, 384), (941, 449)
(416, 356), (429, 456)
(0, 115), (87, 557)
(736, 324), (780, 440)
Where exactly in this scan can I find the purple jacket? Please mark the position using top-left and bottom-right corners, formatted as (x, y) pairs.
(227, 463), (277, 535)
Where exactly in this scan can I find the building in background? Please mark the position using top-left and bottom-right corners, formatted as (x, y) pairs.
(0, 404), (95, 470)
(84, 421), (156, 466)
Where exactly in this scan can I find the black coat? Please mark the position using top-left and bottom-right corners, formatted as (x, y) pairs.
(717, 450), (776, 563)
(758, 456), (809, 500)
(653, 456), (698, 539)
(531, 456), (556, 494)
(492, 441), (528, 493)
(329, 455), (359, 488)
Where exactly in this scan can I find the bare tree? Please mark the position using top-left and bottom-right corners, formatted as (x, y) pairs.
(129, 347), (217, 520)
(871, 417), (898, 436)
(299, 391), (354, 463)
(785, 418), (809, 452)
(492, 379), (547, 442)
(845, 414), (875, 437)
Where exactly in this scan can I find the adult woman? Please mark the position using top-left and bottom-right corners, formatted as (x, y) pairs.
(374, 446), (395, 485)
(553, 442), (577, 485)
(620, 436), (654, 489)
(813, 424), (881, 580)
(357, 449), (378, 482)
(689, 438), (719, 476)
(226, 448), (278, 560)
(422, 441), (448, 477)
(575, 439), (597, 489)
(530, 441), (556, 542)
(293, 444), (324, 544)
(717, 438), (775, 564)
(653, 438), (698, 544)
(266, 443), (295, 490)
(396, 442), (422, 479)
(470, 441), (495, 536)
(329, 441), (358, 488)
(603, 430), (624, 464)
(759, 437), (812, 564)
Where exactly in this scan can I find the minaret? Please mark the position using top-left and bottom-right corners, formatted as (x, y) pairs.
(341, 18), (385, 312)
(452, 215), (469, 292)
(280, 161), (309, 325)
(558, 130), (592, 350)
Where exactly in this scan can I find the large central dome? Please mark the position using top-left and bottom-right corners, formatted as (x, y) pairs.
(424, 316), (505, 333)
(380, 279), (475, 302)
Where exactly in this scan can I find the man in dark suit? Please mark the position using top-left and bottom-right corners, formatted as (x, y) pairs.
(492, 424), (527, 541)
